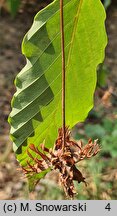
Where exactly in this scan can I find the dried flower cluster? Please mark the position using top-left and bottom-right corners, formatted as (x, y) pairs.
(22, 127), (100, 198)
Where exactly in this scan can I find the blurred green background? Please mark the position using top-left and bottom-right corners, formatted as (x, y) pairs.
(0, 0), (117, 200)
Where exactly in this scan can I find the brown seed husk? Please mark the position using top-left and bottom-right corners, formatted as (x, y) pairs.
(22, 127), (101, 198)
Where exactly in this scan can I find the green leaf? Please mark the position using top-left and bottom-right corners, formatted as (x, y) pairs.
(28, 168), (51, 191)
(9, 0), (107, 179)
(7, 0), (20, 17)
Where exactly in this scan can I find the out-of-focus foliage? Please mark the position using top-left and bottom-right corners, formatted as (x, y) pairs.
(97, 64), (109, 88)
(0, 0), (53, 17)
(73, 114), (117, 199)
(75, 115), (117, 159)
(6, 0), (20, 17)
(84, 119), (117, 158)
(0, 0), (112, 17)
(0, 0), (20, 16)
(0, 0), (112, 18)
(103, 0), (111, 9)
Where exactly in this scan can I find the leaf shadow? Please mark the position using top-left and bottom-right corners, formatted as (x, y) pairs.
(12, 25), (55, 150)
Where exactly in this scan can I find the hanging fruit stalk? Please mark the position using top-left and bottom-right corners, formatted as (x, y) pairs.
(23, 127), (101, 197)
(20, 0), (103, 198)
(60, 0), (66, 152)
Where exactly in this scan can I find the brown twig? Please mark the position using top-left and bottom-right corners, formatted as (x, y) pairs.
(60, 0), (66, 151)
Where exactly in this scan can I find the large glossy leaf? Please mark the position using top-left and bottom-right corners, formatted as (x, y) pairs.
(9, 0), (107, 180)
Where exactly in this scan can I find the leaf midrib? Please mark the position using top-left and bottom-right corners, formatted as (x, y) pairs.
(15, 19), (73, 96)
(12, 0), (84, 145)
(11, 0), (82, 120)
(10, 41), (72, 119)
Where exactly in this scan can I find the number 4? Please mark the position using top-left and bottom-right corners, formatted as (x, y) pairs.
(105, 203), (111, 211)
